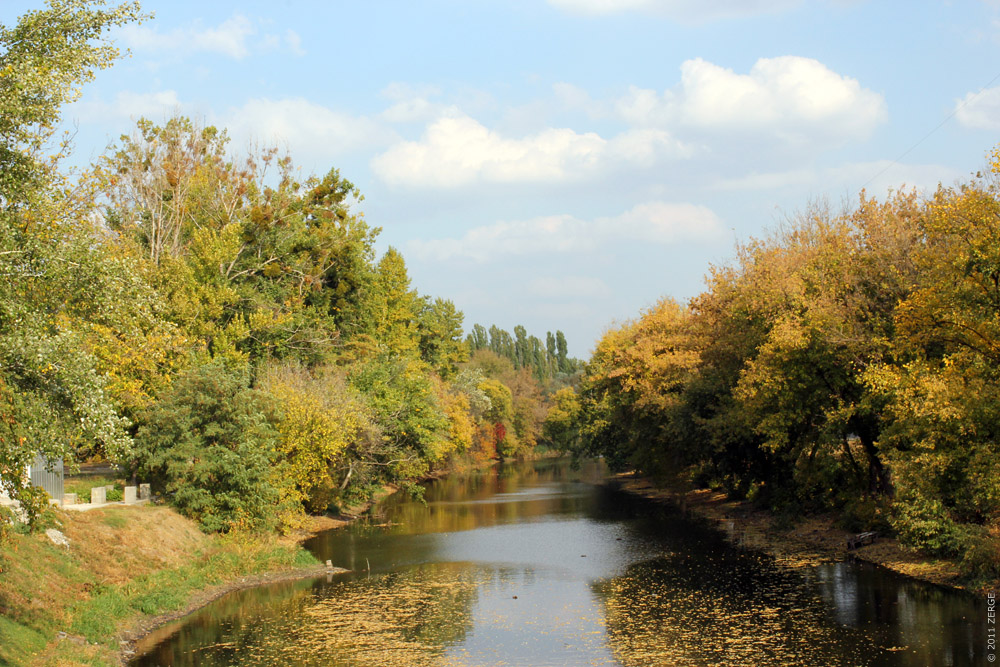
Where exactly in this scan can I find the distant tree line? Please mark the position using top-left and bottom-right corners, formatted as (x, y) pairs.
(466, 324), (581, 382)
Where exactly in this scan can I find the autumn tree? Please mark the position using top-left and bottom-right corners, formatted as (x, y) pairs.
(579, 299), (700, 477)
(0, 0), (144, 513)
(867, 154), (1000, 567)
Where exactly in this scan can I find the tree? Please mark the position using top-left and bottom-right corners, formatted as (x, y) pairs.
(97, 117), (238, 265)
(543, 387), (582, 451)
(417, 297), (468, 377)
(556, 330), (569, 372)
(370, 247), (420, 356)
(134, 362), (279, 533)
(96, 117), (383, 366)
(0, 1), (144, 515)
(260, 363), (372, 519)
(348, 354), (449, 474)
(0, 0), (144, 207)
(579, 299), (699, 477)
(868, 155), (1000, 562)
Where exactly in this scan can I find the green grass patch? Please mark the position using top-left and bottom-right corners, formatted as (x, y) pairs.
(71, 588), (131, 643)
(64, 476), (121, 499)
(0, 614), (49, 666)
(100, 513), (127, 529)
(67, 533), (315, 647)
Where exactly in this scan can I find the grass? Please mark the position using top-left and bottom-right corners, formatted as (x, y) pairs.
(0, 504), (319, 666)
(63, 476), (123, 503)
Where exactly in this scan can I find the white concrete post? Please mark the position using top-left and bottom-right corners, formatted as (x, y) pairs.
(91, 486), (106, 505)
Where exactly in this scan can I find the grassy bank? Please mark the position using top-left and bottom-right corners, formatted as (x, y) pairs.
(611, 472), (996, 597)
(0, 504), (321, 667)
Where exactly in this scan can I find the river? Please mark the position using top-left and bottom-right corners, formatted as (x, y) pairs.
(131, 458), (987, 666)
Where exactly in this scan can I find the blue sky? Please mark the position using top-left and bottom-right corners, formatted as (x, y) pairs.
(7, 0), (1000, 357)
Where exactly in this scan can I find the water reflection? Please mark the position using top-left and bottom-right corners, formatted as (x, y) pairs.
(132, 459), (985, 666)
(810, 562), (983, 666)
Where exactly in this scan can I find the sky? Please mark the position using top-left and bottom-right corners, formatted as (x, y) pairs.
(6, 0), (1000, 357)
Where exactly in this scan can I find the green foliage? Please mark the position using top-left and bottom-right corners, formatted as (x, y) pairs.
(260, 362), (375, 518)
(579, 298), (700, 478)
(17, 486), (56, 533)
(0, 0), (145, 205)
(466, 324), (581, 383)
(417, 297), (469, 377)
(370, 247), (421, 355)
(348, 355), (448, 470)
(0, 0), (145, 522)
(134, 362), (279, 533)
(543, 387), (582, 452)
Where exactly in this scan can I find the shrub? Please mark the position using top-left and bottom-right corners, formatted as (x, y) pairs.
(134, 361), (279, 533)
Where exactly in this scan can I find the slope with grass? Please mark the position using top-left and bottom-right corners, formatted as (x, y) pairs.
(0, 504), (320, 667)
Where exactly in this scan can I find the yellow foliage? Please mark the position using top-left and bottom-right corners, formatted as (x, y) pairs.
(437, 379), (475, 458)
(260, 364), (366, 514)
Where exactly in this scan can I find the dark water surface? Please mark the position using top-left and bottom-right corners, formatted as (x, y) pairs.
(132, 459), (987, 666)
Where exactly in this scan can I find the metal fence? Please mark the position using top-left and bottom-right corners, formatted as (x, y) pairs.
(29, 454), (64, 502)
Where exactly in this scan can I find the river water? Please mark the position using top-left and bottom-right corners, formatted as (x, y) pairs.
(132, 458), (987, 666)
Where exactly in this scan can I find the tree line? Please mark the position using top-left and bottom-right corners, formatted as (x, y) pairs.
(0, 1), (571, 535)
(548, 170), (1000, 579)
(465, 324), (581, 382)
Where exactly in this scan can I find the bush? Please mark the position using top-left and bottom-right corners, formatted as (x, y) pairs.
(19, 486), (56, 533)
(134, 361), (279, 533)
(960, 526), (1000, 580)
(890, 493), (967, 556)
(840, 496), (891, 534)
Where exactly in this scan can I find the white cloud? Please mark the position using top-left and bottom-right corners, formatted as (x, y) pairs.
(118, 14), (297, 60)
(407, 201), (725, 263)
(379, 83), (455, 124)
(618, 56), (886, 143)
(285, 29), (306, 56)
(222, 97), (393, 157)
(955, 85), (1000, 129)
(547, 0), (800, 22)
(371, 114), (691, 187)
(373, 57), (879, 189)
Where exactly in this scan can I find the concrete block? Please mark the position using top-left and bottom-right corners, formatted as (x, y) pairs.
(63, 493), (77, 506)
(91, 486), (106, 505)
(124, 486), (137, 504)
(139, 483), (151, 500)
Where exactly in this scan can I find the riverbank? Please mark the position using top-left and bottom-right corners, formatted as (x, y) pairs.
(2, 455), (547, 666)
(0, 503), (339, 667)
(608, 472), (995, 596)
